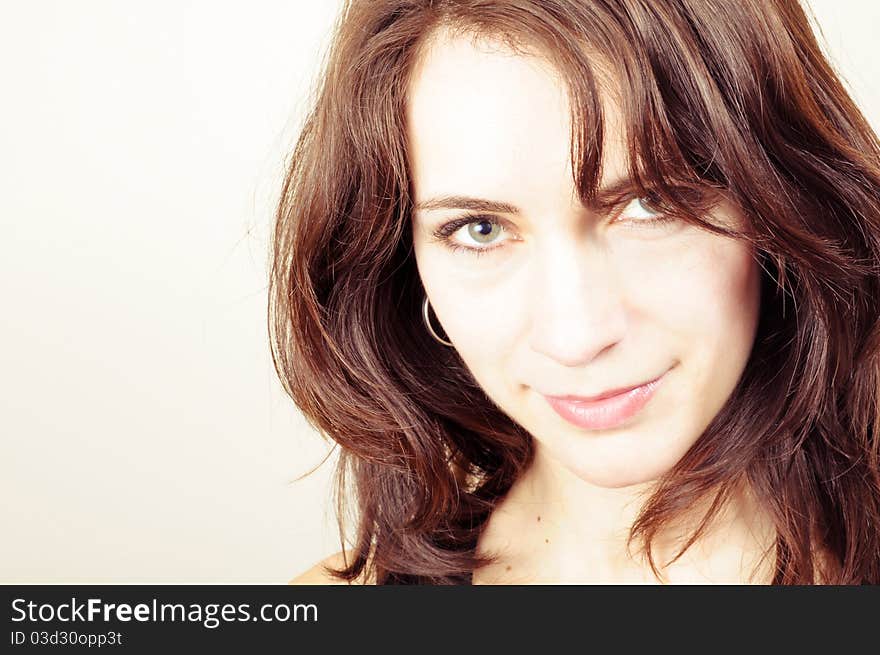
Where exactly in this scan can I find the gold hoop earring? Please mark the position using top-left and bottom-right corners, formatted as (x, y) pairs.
(422, 295), (454, 347)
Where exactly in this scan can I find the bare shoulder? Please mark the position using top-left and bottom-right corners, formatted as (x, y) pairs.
(289, 551), (375, 585)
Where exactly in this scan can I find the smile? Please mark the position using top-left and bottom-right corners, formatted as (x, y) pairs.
(542, 372), (667, 431)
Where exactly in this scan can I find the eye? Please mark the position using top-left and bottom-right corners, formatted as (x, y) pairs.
(614, 194), (677, 227)
(619, 195), (663, 219)
(431, 214), (513, 256)
(462, 218), (504, 245)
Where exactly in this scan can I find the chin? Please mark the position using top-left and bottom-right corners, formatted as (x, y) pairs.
(561, 443), (688, 490)
(571, 468), (660, 490)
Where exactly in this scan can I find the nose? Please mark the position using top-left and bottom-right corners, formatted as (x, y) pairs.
(527, 237), (627, 368)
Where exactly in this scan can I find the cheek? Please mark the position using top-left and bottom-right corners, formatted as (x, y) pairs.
(620, 231), (760, 350)
(426, 276), (521, 355)
(414, 246), (522, 384)
(415, 225), (761, 394)
(690, 237), (761, 354)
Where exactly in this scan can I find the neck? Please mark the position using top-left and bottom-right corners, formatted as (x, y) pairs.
(475, 445), (778, 584)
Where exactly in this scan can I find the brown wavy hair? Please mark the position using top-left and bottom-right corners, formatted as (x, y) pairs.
(269, 0), (880, 584)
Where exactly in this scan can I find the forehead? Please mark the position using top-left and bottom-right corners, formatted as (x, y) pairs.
(407, 31), (570, 133)
(406, 32), (628, 207)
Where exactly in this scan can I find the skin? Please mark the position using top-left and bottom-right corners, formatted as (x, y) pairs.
(289, 29), (798, 585)
(403, 30), (772, 584)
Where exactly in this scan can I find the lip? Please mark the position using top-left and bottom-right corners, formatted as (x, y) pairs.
(542, 372), (667, 431)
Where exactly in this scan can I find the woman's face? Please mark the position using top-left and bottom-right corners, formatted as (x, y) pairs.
(407, 33), (762, 488)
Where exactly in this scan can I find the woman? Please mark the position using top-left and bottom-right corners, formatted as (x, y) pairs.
(272, 0), (880, 584)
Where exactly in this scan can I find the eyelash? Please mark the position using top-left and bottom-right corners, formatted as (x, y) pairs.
(431, 214), (509, 258)
(430, 196), (678, 257)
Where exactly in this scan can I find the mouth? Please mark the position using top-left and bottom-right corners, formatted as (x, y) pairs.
(541, 371), (668, 431)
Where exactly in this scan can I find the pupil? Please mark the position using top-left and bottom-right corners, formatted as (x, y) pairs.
(468, 219), (499, 244)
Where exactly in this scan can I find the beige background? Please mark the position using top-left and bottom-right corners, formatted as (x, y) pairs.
(1, 0), (878, 583)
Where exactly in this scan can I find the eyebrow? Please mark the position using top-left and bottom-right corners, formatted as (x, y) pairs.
(413, 177), (637, 215)
(413, 196), (521, 214)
